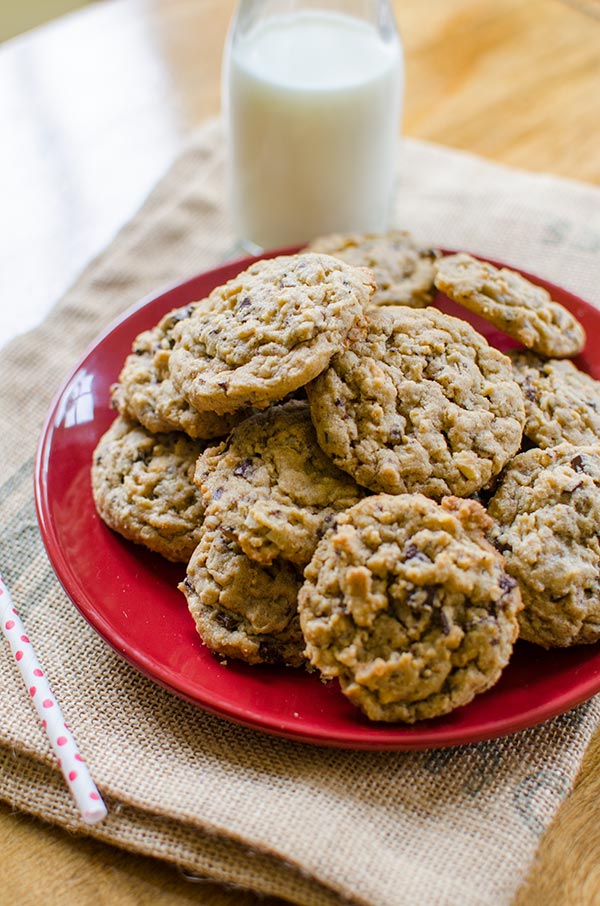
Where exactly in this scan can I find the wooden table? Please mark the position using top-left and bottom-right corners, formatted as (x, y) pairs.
(1, 1), (599, 903)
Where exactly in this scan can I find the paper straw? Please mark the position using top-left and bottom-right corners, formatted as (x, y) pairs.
(0, 572), (107, 825)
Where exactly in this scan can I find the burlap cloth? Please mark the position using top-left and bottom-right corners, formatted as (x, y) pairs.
(2, 118), (600, 906)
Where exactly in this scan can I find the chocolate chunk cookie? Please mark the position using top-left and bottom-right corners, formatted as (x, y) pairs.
(91, 416), (207, 562)
(307, 306), (525, 498)
(434, 253), (586, 358)
(510, 350), (600, 449)
(111, 305), (244, 439)
(299, 494), (521, 723)
(306, 230), (438, 308)
(168, 253), (374, 415)
(180, 517), (304, 666)
(195, 400), (366, 568)
(488, 443), (600, 647)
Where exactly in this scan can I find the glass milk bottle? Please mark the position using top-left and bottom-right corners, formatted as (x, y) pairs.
(222, 0), (404, 250)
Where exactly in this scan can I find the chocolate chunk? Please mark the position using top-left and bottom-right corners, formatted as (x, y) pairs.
(424, 586), (437, 607)
(498, 573), (518, 592)
(233, 458), (254, 477)
(258, 638), (284, 663)
(215, 611), (240, 632)
(403, 543), (429, 562)
(493, 538), (513, 555)
(165, 308), (193, 330)
(440, 610), (451, 635)
(317, 513), (337, 538)
(522, 376), (538, 402)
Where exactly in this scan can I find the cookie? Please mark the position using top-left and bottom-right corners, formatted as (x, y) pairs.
(509, 350), (600, 449)
(307, 306), (525, 498)
(433, 253), (585, 358)
(194, 400), (367, 568)
(306, 230), (438, 308)
(488, 443), (600, 648)
(179, 518), (304, 666)
(111, 305), (244, 439)
(168, 253), (374, 415)
(298, 494), (521, 723)
(91, 416), (207, 562)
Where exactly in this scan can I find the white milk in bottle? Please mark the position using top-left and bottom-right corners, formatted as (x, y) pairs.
(223, 3), (404, 249)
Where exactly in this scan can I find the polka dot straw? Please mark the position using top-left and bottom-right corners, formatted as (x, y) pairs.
(0, 572), (107, 825)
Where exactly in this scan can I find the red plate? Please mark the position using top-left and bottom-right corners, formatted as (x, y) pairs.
(35, 250), (600, 749)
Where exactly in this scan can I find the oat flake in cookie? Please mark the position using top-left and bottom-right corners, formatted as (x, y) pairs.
(509, 350), (600, 449)
(306, 229), (438, 308)
(489, 443), (600, 648)
(91, 416), (207, 562)
(195, 400), (367, 568)
(434, 252), (586, 358)
(168, 253), (374, 415)
(180, 518), (304, 667)
(298, 494), (522, 723)
(307, 306), (525, 498)
(111, 304), (245, 440)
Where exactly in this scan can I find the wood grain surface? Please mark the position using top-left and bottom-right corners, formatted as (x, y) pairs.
(1, 0), (600, 903)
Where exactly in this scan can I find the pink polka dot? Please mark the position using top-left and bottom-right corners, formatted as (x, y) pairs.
(42, 699), (53, 709)
(68, 771), (77, 782)
(20, 635), (29, 643)
(33, 668), (43, 677)
(5, 620), (14, 630)
(29, 686), (36, 697)
(75, 754), (85, 762)
(56, 736), (67, 746)
(90, 792), (100, 801)
(57, 758), (62, 767)
(41, 719), (47, 729)
(15, 650), (23, 661)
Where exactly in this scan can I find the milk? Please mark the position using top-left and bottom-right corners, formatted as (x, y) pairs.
(224, 9), (404, 249)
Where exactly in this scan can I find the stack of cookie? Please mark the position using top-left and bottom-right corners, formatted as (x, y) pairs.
(434, 253), (600, 652)
(91, 235), (600, 724)
(93, 253), (375, 673)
